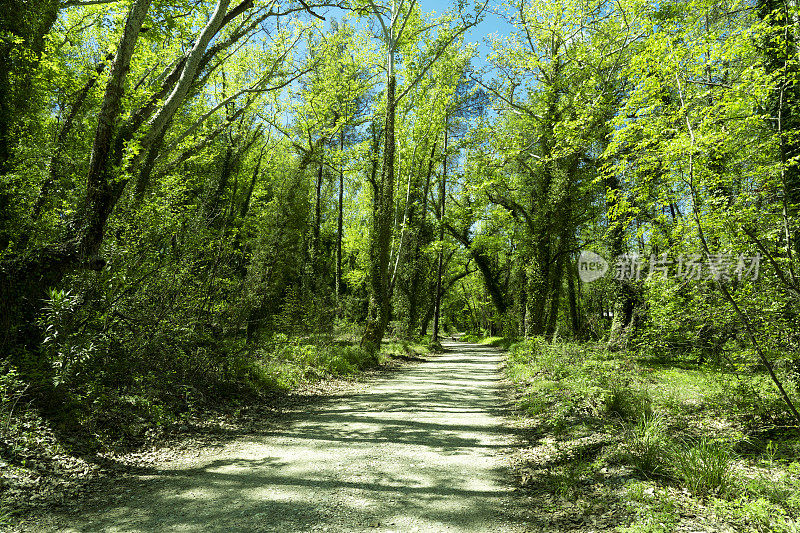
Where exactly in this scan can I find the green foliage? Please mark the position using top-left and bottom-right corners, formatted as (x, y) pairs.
(3, 0), (800, 525)
(508, 335), (800, 531)
(669, 438), (734, 497)
(507, 337), (654, 433)
(625, 413), (670, 477)
(246, 337), (379, 391)
(0, 503), (14, 530)
(38, 288), (85, 386)
(598, 376), (653, 421)
(0, 365), (26, 432)
(713, 496), (800, 533)
(618, 481), (680, 533)
(541, 460), (592, 499)
(478, 336), (516, 349)
(711, 468), (800, 531)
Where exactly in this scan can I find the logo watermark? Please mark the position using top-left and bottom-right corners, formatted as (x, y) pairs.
(577, 251), (761, 283)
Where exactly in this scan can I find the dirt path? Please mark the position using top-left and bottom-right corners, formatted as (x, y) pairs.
(24, 342), (528, 532)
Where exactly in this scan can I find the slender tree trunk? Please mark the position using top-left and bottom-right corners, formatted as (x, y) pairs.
(605, 165), (636, 349)
(760, 0), (800, 258)
(419, 275), (437, 338)
(240, 145), (264, 220)
(407, 140), (436, 337)
(433, 123), (448, 342)
(517, 263), (527, 337)
(205, 146), (233, 224)
(460, 281), (477, 333)
(313, 155), (323, 268)
(567, 260), (581, 338)
(336, 129), (344, 305)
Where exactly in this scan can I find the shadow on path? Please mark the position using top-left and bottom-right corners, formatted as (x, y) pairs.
(34, 342), (527, 532)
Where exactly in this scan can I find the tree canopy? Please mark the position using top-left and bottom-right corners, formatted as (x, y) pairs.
(1, 0), (799, 454)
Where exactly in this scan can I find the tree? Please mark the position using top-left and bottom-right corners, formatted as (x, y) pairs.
(354, 0), (486, 351)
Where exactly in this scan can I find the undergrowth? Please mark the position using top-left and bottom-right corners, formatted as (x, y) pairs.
(505, 336), (800, 532)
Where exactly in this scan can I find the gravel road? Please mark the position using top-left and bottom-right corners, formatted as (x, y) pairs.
(27, 341), (527, 532)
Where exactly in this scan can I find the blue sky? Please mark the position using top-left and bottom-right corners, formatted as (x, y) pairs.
(417, 0), (514, 71)
(318, 0), (515, 71)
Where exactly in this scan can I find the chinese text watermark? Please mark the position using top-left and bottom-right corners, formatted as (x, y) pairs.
(578, 251), (761, 283)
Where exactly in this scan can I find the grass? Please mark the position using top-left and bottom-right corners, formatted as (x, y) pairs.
(669, 437), (734, 497)
(0, 505), (14, 530)
(618, 481), (681, 533)
(625, 413), (669, 477)
(504, 336), (800, 532)
(248, 337), (430, 391)
(461, 334), (517, 350)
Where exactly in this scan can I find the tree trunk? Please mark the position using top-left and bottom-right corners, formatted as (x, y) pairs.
(313, 154), (324, 271)
(204, 146), (233, 224)
(567, 259), (581, 338)
(433, 125), (448, 342)
(79, 0), (153, 261)
(760, 0), (800, 258)
(545, 243), (566, 341)
(405, 140), (433, 338)
(361, 74), (396, 353)
(336, 129), (344, 305)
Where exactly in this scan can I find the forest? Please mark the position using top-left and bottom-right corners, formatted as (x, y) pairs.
(1, 0), (800, 530)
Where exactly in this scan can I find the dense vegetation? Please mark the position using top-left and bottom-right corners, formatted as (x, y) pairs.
(1, 0), (799, 529)
(497, 336), (800, 532)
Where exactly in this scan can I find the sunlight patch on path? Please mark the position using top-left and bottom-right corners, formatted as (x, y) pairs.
(43, 342), (525, 532)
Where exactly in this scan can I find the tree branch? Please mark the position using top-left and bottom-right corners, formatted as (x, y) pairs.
(298, 0), (326, 20)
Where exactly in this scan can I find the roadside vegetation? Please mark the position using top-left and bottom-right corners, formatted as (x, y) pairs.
(495, 336), (800, 532)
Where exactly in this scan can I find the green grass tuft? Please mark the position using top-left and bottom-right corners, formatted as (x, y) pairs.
(625, 413), (670, 476)
(669, 437), (734, 497)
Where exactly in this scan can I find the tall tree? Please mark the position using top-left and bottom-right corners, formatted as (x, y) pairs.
(355, 0), (486, 351)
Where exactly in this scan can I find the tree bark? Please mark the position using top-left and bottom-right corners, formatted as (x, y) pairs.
(336, 129), (344, 305)
(567, 260), (581, 338)
(407, 140), (436, 337)
(545, 241), (566, 341)
(433, 124), (448, 342)
(139, 0), (231, 157)
(313, 152), (324, 275)
(361, 74), (396, 353)
(79, 0), (153, 261)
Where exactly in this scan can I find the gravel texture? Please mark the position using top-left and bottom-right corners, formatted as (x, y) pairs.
(20, 342), (528, 532)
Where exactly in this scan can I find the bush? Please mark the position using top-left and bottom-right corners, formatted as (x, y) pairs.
(1, 365), (27, 430)
(248, 339), (381, 392)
